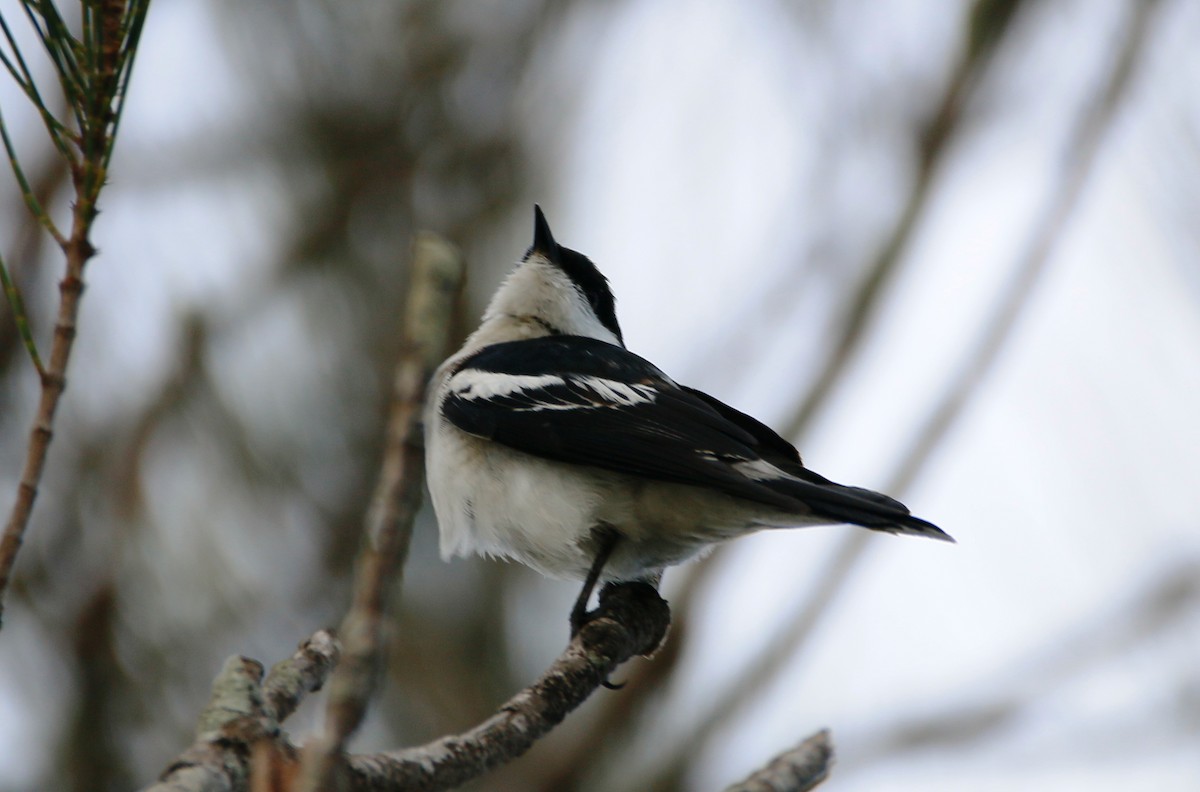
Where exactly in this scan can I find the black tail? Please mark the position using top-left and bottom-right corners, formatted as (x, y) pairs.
(772, 477), (954, 542)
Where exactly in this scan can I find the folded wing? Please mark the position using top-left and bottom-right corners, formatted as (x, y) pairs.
(443, 336), (951, 541)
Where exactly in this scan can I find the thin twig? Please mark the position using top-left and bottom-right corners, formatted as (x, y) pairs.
(103, 0), (152, 168)
(722, 729), (834, 792)
(295, 233), (464, 790)
(888, 0), (1163, 494)
(0, 207), (92, 627)
(0, 91), (69, 374)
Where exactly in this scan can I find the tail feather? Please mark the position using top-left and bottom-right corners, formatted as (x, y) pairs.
(770, 478), (954, 543)
(886, 512), (955, 542)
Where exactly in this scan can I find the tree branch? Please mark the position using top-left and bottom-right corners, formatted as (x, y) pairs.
(145, 584), (670, 791)
(262, 629), (343, 724)
(142, 630), (341, 792)
(145, 656), (273, 792)
(722, 729), (834, 792)
(340, 582), (670, 792)
(0, 200), (91, 627)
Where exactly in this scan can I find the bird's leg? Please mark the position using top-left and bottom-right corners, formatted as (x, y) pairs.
(570, 526), (620, 636)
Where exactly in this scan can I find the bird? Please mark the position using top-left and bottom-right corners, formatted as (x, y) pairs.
(425, 206), (952, 634)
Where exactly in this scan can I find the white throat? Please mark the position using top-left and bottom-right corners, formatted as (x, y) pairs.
(464, 256), (623, 352)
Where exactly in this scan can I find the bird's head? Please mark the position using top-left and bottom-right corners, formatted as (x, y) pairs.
(479, 206), (624, 347)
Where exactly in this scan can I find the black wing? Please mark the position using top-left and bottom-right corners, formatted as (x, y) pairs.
(443, 337), (798, 510)
(442, 336), (952, 540)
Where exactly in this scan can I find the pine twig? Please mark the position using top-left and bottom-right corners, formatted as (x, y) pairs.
(0, 0), (153, 629)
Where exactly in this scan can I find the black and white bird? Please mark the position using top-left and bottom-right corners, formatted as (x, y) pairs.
(426, 207), (951, 632)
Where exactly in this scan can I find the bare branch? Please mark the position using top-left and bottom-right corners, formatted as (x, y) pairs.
(722, 730), (834, 792)
(143, 655), (271, 792)
(340, 582), (670, 792)
(295, 233), (464, 789)
(262, 629), (342, 724)
(888, 0), (1164, 495)
(145, 585), (669, 792)
(143, 632), (340, 792)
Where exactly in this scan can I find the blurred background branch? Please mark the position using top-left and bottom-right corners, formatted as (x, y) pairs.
(297, 233), (463, 790)
(785, 0), (1029, 438)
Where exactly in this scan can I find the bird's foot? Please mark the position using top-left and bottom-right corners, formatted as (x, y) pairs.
(569, 581), (671, 690)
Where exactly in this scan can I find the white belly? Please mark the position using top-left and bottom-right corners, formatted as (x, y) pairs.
(427, 418), (617, 578)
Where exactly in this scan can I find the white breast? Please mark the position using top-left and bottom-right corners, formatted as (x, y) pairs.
(425, 412), (623, 579)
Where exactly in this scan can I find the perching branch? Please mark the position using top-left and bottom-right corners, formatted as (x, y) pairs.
(0, 0), (153, 630)
(294, 232), (464, 790)
(340, 582), (670, 791)
(145, 584), (670, 792)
